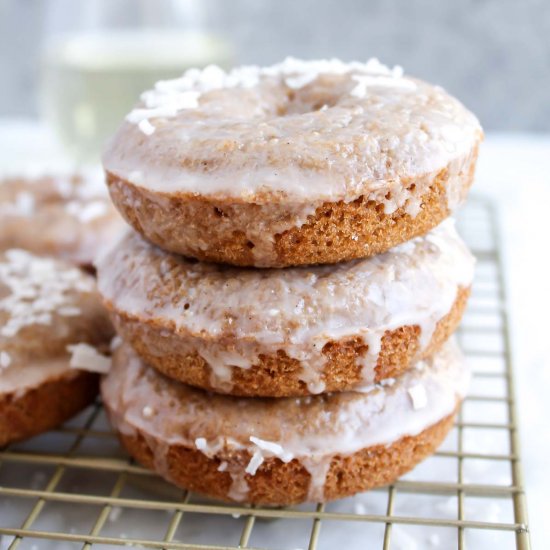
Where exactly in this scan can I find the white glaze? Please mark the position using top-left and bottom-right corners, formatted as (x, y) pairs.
(0, 172), (125, 265)
(108, 179), (320, 267)
(103, 57), (482, 209)
(97, 220), (474, 393)
(101, 340), (469, 502)
(0, 356), (79, 396)
(0, 249), (94, 339)
(126, 58), (409, 132)
(0, 249), (112, 395)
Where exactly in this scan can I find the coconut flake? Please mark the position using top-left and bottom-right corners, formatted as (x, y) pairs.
(142, 405), (155, 418)
(249, 436), (293, 462)
(350, 74), (416, 98)
(195, 437), (207, 451)
(14, 192), (35, 216)
(0, 249), (94, 338)
(0, 351), (11, 369)
(67, 343), (111, 374)
(127, 57), (411, 133)
(66, 200), (108, 223)
(285, 73), (317, 90)
(138, 119), (156, 136)
(408, 383), (428, 410)
(245, 450), (264, 475)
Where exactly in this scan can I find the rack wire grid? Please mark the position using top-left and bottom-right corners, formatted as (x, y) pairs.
(0, 196), (531, 550)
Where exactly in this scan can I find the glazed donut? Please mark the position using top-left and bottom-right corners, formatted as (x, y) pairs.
(103, 58), (482, 267)
(0, 249), (114, 446)
(96, 219), (474, 397)
(102, 340), (468, 505)
(0, 172), (125, 267)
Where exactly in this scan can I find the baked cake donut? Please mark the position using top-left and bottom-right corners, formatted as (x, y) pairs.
(103, 58), (482, 267)
(0, 172), (124, 266)
(0, 249), (114, 446)
(96, 219), (474, 397)
(102, 340), (468, 505)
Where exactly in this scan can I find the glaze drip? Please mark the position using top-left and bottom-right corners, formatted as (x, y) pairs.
(101, 340), (470, 502)
(97, 220), (474, 393)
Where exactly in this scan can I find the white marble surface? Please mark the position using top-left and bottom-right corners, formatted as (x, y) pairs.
(0, 121), (547, 549)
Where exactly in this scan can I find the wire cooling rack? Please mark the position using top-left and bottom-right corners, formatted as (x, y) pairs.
(0, 197), (531, 550)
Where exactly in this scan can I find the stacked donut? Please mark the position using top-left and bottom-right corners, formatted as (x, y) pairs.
(98, 58), (482, 506)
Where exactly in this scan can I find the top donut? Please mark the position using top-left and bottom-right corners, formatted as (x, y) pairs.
(103, 58), (482, 267)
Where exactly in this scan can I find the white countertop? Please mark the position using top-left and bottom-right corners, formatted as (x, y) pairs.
(473, 134), (550, 550)
(0, 120), (548, 549)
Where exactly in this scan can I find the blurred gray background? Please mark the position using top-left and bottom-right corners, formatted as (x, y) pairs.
(1, 0), (549, 131)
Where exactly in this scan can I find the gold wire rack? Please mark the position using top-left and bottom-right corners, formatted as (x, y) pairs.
(0, 197), (531, 550)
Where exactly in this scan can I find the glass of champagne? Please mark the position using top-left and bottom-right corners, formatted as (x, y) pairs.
(40, 0), (233, 163)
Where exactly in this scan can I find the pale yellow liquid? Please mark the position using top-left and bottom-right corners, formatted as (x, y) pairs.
(41, 30), (232, 161)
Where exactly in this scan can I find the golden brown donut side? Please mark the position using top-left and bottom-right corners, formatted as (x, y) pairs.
(104, 287), (470, 397)
(275, 160), (477, 267)
(0, 370), (98, 447)
(105, 145), (477, 267)
(107, 406), (456, 506)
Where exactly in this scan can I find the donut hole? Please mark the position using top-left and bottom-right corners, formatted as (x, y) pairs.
(281, 79), (346, 116)
(283, 95), (340, 116)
